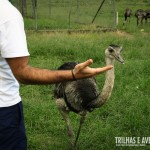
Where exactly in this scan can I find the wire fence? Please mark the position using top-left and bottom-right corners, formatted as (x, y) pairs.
(12, 0), (117, 31)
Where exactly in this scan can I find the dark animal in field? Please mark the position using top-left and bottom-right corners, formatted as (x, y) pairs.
(135, 9), (146, 26)
(123, 8), (132, 25)
(54, 45), (124, 149)
(145, 9), (150, 23)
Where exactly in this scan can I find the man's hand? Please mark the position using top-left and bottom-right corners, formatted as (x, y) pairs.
(73, 59), (113, 79)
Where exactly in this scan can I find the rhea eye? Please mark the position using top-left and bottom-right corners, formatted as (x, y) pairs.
(109, 49), (114, 53)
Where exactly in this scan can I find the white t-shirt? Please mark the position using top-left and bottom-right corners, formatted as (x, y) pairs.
(0, 0), (30, 107)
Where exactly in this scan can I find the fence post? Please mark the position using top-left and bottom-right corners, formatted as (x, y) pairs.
(91, 0), (106, 23)
(116, 11), (118, 26)
(35, 0), (37, 30)
(113, 0), (117, 31)
(49, 0), (51, 18)
(76, 0), (80, 23)
(34, 0), (38, 30)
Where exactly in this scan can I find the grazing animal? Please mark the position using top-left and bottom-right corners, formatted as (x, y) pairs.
(135, 9), (146, 26)
(145, 9), (150, 23)
(54, 45), (124, 148)
(124, 8), (132, 25)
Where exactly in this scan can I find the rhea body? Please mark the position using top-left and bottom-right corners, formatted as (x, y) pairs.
(124, 8), (132, 24)
(54, 45), (124, 148)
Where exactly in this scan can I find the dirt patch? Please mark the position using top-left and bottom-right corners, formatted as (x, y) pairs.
(116, 30), (132, 37)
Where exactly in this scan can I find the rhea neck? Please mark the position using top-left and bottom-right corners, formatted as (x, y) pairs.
(100, 56), (115, 103)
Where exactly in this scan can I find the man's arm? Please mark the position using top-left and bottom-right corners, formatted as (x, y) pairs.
(6, 56), (113, 84)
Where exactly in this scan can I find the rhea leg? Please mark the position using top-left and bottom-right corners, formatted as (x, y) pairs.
(74, 111), (87, 147)
(56, 98), (74, 145)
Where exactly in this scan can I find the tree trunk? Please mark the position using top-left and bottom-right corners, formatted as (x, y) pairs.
(31, 0), (37, 30)
(19, 0), (27, 17)
(31, 0), (37, 19)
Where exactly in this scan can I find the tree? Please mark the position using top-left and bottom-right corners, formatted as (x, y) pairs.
(19, 0), (27, 17)
(31, 0), (37, 19)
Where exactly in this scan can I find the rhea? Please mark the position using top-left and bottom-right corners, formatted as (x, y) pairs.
(135, 9), (146, 26)
(124, 8), (132, 25)
(54, 44), (124, 148)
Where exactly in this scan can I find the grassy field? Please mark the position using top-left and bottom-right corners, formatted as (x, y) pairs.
(17, 0), (150, 150)
(21, 30), (150, 150)
(23, 0), (114, 30)
(21, 0), (150, 31)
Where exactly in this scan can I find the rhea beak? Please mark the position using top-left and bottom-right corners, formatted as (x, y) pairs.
(118, 54), (124, 64)
(117, 47), (124, 64)
(112, 54), (124, 64)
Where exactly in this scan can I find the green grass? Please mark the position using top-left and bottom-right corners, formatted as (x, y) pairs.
(15, 0), (150, 149)
(21, 30), (150, 150)
(22, 0), (115, 30)
(21, 0), (150, 31)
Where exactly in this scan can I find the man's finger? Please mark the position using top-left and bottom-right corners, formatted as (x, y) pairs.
(75, 59), (93, 70)
(96, 65), (113, 74)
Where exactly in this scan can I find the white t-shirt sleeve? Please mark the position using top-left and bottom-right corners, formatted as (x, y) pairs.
(0, 18), (30, 58)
